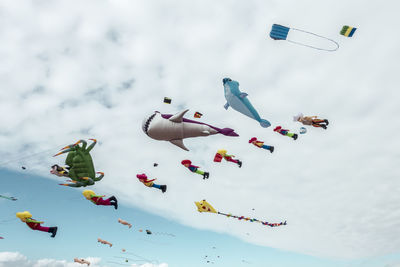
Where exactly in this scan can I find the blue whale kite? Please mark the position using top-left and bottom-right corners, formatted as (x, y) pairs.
(222, 78), (271, 128)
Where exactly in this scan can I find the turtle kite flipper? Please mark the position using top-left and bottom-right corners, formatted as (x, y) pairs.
(94, 172), (104, 181)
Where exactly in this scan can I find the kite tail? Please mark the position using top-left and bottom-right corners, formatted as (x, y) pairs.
(259, 119), (271, 128)
(219, 128), (239, 137)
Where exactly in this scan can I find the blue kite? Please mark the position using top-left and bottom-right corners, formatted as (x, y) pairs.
(269, 24), (339, 52)
(222, 78), (271, 128)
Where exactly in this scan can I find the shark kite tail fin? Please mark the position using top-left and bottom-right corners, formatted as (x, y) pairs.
(219, 128), (239, 137)
(259, 119), (271, 128)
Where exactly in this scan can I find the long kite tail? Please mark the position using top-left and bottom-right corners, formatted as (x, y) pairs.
(217, 212), (286, 227)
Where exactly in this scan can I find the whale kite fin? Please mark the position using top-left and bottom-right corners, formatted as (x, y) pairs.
(170, 139), (189, 151)
(239, 93), (248, 98)
(224, 103), (230, 110)
(169, 109), (189, 123)
(259, 119), (271, 128)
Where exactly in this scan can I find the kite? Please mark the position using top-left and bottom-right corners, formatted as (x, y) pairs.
(0, 195), (17, 201)
(146, 230), (152, 235)
(98, 238), (112, 247)
(194, 112), (203, 118)
(181, 160), (209, 179)
(274, 126), (298, 140)
(74, 258), (90, 266)
(214, 149), (242, 168)
(0, 237), (4, 239)
(269, 24), (339, 51)
(82, 190), (118, 209)
(51, 139), (104, 187)
(293, 113), (329, 129)
(153, 163), (158, 167)
(249, 137), (274, 153)
(142, 109), (238, 151)
(223, 78), (271, 128)
(300, 127), (307, 134)
(136, 173), (167, 193)
(194, 200), (286, 227)
(163, 97), (172, 104)
(340, 25), (357, 37)
(118, 218), (132, 228)
(16, 211), (58, 237)
(21, 166), (26, 170)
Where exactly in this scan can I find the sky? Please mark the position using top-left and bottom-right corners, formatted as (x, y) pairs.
(1, 0), (400, 266)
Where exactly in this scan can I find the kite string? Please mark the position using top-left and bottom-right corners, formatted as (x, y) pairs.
(288, 27), (339, 52)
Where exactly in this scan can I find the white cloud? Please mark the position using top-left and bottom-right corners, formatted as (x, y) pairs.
(0, 252), (102, 267)
(0, 0), (400, 260)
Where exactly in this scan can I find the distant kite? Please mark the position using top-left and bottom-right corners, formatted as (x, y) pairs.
(97, 238), (112, 247)
(269, 24), (339, 51)
(194, 200), (286, 227)
(340, 25), (357, 37)
(194, 112), (203, 118)
(163, 97), (172, 104)
(74, 258), (90, 266)
(0, 195), (17, 201)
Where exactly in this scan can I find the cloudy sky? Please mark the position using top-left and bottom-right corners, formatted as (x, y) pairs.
(1, 0), (400, 266)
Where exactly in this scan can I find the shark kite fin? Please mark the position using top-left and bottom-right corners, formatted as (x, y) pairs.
(239, 93), (248, 98)
(169, 109), (189, 123)
(170, 139), (189, 151)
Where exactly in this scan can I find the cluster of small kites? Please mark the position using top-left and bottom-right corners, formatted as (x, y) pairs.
(1, 22), (357, 265)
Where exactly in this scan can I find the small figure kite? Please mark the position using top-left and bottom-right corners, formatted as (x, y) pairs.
(223, 78), (271, 128)
(181, 160), (209, 179)
(142, 109), (238, 151)
(82, 190), (118, 209)
(340, 25), (357, 37)
(274, 126), (298, 140)
(293, 113), (329, 129)
(52, 139), (104, 187)
(214, 149), (242, 168)
(16, 211), (58, 237)
(136, 173), (167, 193)
(248, 137), (274, 153)
(194, 200), (286, 227)
(118, 218), (132, 228)
(0, 195), (17, 201)
(269, 24), (339, 51)
(74, 258), (90, 266)
(98, 238), (112, 247)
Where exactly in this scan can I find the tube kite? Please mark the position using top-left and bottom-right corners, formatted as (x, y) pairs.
(194, 200), (286, 227)
(118, 218), (132, 228)
(16, 211), (58, 237)
(51, 139), (104, 187)
(223, 78), (271, 128)
(269, 24), (339, 51)
(142, 110), (238, 151)
(82, 190), (118, 209)
(0, 195), (17, 201)
(98, 238), (112, 247)
(74, 258), (90, 266)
